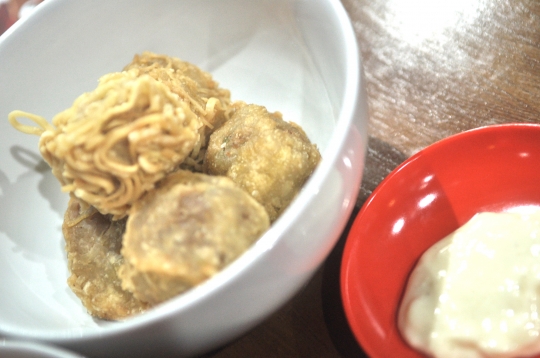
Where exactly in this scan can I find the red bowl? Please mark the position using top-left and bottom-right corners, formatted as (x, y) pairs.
(341, 123), (540, 357)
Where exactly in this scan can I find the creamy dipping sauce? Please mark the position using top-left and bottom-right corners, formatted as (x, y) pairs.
(398, 211), (540, 358)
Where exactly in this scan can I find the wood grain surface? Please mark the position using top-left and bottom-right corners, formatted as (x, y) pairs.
(206, 0), (540, 356)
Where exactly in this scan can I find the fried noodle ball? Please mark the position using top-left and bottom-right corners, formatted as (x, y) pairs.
(204, 103), (321, 221)
(10, 71), (202, 219)
(119, 170), (270, 305)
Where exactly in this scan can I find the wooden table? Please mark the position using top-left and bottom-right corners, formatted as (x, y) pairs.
(206, 0), (540, 356)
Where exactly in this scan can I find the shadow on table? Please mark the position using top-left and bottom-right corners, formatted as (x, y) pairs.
(321, 136), (409, 358)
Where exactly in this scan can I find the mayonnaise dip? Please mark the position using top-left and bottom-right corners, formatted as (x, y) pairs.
(398, 211), (540, 358)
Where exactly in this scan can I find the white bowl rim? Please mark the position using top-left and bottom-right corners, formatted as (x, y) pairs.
(0, 339), (85, 358)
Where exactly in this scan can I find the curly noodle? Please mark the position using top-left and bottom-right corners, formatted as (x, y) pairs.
(9, 71), (202, 219)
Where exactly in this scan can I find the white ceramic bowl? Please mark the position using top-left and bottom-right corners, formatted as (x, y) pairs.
(0, 340), (84, 358)
(0, 0), (368, 356)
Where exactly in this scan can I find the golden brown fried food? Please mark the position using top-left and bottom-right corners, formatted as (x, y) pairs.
(119, 170), (270, 305)
(9, 52), (323, 320)
(63, 196), (150, 320)
(12, 71), (203, 220)
(203, 102), (321, 222)
(124, 52), (232, 170)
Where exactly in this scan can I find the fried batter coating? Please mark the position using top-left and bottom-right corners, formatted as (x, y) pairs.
(203, 103), (321, 222)
(124, 52), (232, 169)
(37, 71), (202, 219)
(63, 196), (150, 320)
(119, 170), (270, 305)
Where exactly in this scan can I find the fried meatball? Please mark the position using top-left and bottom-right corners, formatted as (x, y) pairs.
(203, 103), (321, 222)
(124, 51), (232, 163)
(119, 170), (270, 305)
(124, 52), (231, 119)
(62, 196), (150, 320)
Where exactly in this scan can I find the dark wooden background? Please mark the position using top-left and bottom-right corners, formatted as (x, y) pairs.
(207, 0), (540, 356)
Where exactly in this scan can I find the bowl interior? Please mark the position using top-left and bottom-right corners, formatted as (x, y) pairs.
(341, 124), (540, 357)
(0, 0), (353, 337)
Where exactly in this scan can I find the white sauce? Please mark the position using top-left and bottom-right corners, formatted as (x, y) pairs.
(398, 212), (540, 358)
